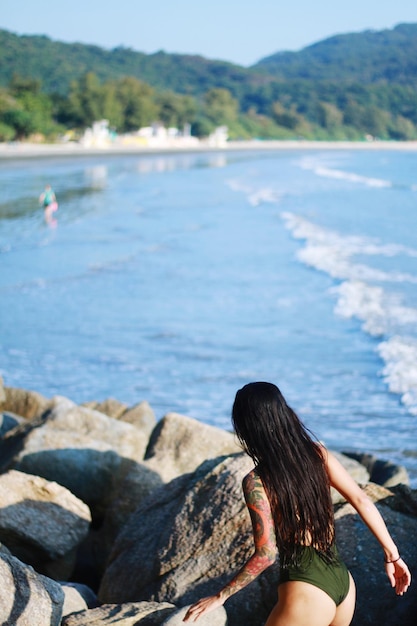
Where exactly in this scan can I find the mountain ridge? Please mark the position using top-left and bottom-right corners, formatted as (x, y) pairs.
(1, 22), (417, 97)
(253, 23), (417, 84)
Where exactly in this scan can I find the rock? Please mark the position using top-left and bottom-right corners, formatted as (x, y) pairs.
(0, 469), (91, 580)
(81, 399), (156, 437)
(81, 398), (128, 420)
(0, 541), (12, 556)
(385, 483), (417, 516)
(0, 385), (51, 419)
(330, 452), (370, 504)
(61, 601), (177, 625)
(7, 397), (150, 520)
(0, 551), (64, 625)
(97, 462), (164, 571)
(0, 377), (5, 404)
(61, 582), (98, 618)
(162, 605), (227, 625)
(333, 451), (370, 483)
(99, 453), (278, 626)
(343, 451), (409, 487)
(120, 400), (156, 435)
(335, 484), (417, 626)
(144, 412), (241, 482)
(0, 411), (25, 436)
(0, 411), (49, 475)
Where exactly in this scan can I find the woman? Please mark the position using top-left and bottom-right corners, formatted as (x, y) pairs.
(39, 184), (58, 224)
(183, 382), (411, 625)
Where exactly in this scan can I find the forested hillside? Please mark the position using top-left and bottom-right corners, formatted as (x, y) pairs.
(0, 29), (263, 97)
(1, 24), (417, 143)
(254, 23), (417, 84)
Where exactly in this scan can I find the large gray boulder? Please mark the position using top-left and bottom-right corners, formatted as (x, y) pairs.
(162, 605), (227, 626)
(81, 398), (129, 419)
(99, 453), (278, 626)
(61, 601), (177, 625)
(0, 551), (64, 625)
(0, 410), (25, 437)
(119, 400), (156, 433)
(61, 582), (98, 618)
(82, 398), (156, 435)
(97, 462), (164, 571)
(343, 451), (409, 487)
(0, 469), (91, 580)
(6, 397), (150, 519)
(0, 377), (5, 404)
(0, 385), (51, 419)
(330, 451), (370, 504)
(335, 483), (417, 626)
(144, 412), (241, 482)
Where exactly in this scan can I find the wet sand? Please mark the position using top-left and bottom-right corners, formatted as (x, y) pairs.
(1, 139), (417, 161)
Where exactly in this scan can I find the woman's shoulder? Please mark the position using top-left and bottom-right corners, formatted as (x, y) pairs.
(242, 468), (270, 508)
(242, 467), (264, 492)
(316, 442), (329, 461)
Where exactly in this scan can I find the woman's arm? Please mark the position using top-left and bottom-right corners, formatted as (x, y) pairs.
(183, 470), (277, 622)
(323, 448), (411, 595)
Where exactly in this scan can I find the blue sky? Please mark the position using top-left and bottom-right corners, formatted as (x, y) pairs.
(1, 0), (417, 66)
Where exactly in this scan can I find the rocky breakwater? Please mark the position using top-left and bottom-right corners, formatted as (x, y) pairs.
(0, 378), (416, 626)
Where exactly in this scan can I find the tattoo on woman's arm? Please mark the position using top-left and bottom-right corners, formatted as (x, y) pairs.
(220, 471), (277, 599)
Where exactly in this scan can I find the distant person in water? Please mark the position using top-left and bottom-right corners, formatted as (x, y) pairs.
(183, 382), (411, 626)
(39, 184), (58, 224)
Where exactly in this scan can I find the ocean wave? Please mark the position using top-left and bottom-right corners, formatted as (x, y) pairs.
(332, 280), (417, 336)
(283, 211), (417, 416)
(298, 157), (392, 188)
(378, 337), (417, 416)
(282, 212), (417, 284)
(226, 178), (282, 206)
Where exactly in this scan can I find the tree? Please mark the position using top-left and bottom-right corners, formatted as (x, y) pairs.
(156, 91), (197, 128)
(9, 74), (42, 97)
(100, 82), (124, 129)
(2, 108), (35, 139)
(361, 105), (391, 138)
(271, 102), (301, 130)
(316, 101), (343, 130)
(66, 72), (104, 127)
(203, 88), (238, 126)
(116, 77), (157, 132)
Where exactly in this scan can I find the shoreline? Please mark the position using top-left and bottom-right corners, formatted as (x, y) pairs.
(1, 139), (417, 160)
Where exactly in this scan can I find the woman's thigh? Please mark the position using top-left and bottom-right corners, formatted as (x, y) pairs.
(265, 581), (337, 626)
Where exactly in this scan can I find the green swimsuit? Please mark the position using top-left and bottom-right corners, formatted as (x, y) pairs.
(279, 545), (350, 606)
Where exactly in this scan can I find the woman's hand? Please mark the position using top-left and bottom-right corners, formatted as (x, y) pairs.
(385, 558), (411, 595)
(183, 594), (224, 622)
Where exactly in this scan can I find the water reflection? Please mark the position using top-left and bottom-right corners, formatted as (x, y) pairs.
(133, 153), (228, 174)
(85, 165), (108, 188)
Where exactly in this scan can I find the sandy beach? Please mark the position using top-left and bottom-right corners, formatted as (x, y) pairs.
(1, 139), (417, 160)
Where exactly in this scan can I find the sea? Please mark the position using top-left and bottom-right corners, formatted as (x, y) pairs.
(0, 146), (416, 485)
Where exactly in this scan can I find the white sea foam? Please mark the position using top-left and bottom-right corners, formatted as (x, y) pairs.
(283, 211), (417, 415)
(227, 179), (282, 206)
(378, 337), (417, 415)
(332, 280), (417, 336)
(282, 212), (417, 284)
(298, 157), (392, 188)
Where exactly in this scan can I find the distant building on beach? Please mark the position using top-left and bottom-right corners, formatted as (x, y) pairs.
(80, 120), (115, 148)
(79, 119), (228, 150)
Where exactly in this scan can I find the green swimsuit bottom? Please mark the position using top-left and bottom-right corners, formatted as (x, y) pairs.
(279, 545), (350, 606)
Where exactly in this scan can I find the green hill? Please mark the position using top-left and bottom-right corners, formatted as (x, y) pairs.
(1, 23), (417, 97)
(253, 23), (417, 84)
(0, 29), (264, 97)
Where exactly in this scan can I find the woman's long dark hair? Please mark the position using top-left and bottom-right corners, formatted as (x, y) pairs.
(232, 382), (335, 566)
